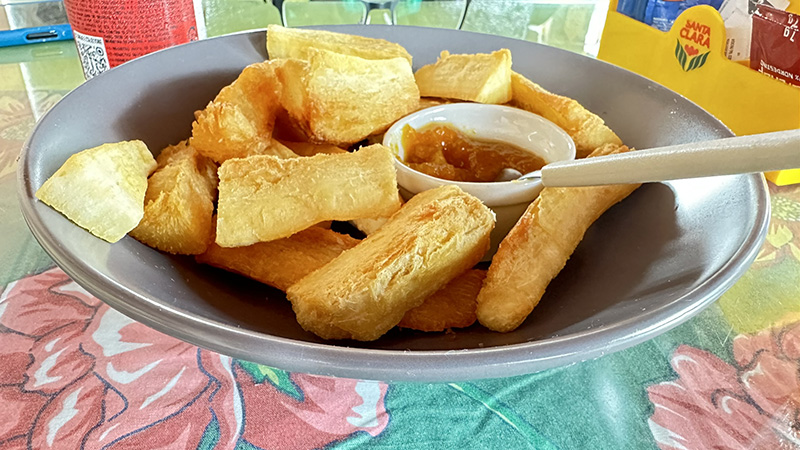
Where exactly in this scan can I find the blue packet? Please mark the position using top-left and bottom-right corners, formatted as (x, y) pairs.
(644, 0), (724, 31)
(617, 0), (650, 22)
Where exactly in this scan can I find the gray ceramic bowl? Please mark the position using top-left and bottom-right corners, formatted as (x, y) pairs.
(18, 26), (769, 382)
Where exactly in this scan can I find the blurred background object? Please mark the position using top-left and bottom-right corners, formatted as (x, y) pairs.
(0, 0), (70, 47)
(0, 0), (609, 130)
(264, 0), (610, 55)
(202, 0), (281, 35)
(0, 1), (81, 119)
(0, 0), (609, 123)
(1, 0), (610, 56)
(1, 0), (68, 31)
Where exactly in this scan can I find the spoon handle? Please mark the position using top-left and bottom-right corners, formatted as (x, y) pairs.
(540, 129), (800, 187)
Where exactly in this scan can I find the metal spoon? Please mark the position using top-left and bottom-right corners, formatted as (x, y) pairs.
(494, 129), (800, 187)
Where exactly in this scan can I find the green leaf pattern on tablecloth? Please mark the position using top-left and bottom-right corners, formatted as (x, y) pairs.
(719, 183), (800, 335)
(237, 360), (303, 401)
(198, 415), (221, 450)
(761, 184), (800, 266)
(449, 382), (560, 449)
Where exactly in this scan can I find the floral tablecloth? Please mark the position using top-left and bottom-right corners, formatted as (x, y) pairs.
(2, 34), (800, 450)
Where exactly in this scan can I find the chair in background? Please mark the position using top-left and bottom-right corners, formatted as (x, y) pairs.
(202, 0), (282, 37)
(276, 0), (467, 27)
(278, 0), (367, 26)
(392, 0), (468, 28)
(201, 0), (608, 55)
(459, 0), (608, 55)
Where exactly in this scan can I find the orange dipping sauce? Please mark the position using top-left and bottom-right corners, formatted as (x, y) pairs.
(400, 124), (546, 182)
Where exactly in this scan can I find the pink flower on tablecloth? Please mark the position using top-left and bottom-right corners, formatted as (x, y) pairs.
(647, 323), (800, 449)
(0, 268), (389, 449)
(239, 370), (389, 450)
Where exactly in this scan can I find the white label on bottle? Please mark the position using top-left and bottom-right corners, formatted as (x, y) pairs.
(73, 30), (110, 80)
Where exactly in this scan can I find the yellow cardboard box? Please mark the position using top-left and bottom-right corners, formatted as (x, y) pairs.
(598, 3), (800, 185)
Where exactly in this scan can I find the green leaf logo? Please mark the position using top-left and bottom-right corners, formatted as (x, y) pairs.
(686, 51), (710, 71)
(675, 39), (688, 71)
(675, 39), (709, 72)
(238, 360), (303, 401)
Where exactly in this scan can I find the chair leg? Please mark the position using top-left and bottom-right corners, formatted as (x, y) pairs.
(362, 1), (397, 24)
(271, 0), (287, 26)
(457, 0), (471, 30)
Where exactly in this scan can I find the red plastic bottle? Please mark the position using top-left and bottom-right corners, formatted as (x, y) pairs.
(64, 0), (204, 79)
